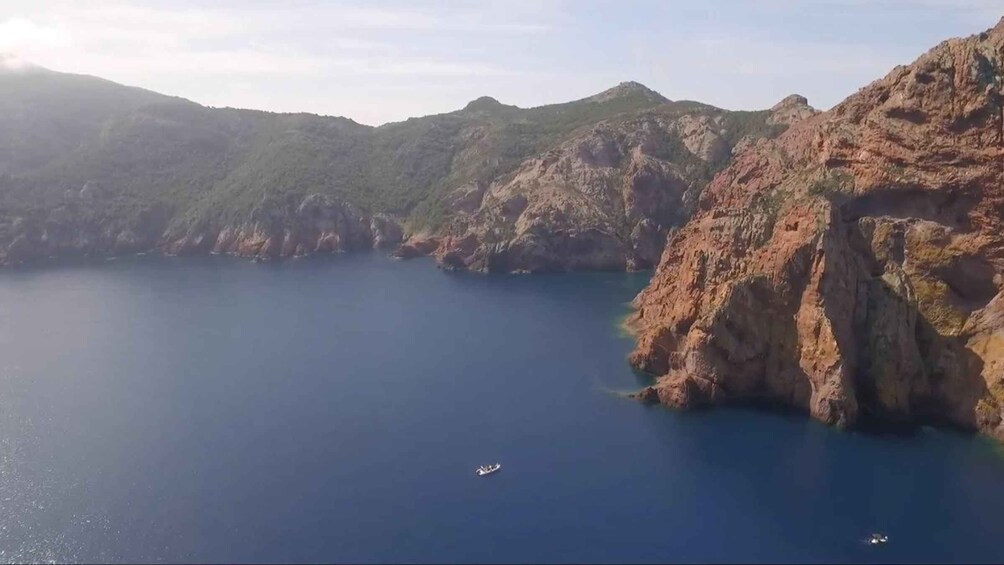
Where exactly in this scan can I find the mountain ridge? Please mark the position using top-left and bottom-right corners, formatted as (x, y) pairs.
(0, 67), (805, 267)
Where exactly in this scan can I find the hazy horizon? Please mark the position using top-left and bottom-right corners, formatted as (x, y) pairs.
(1, 1), (1001, 126)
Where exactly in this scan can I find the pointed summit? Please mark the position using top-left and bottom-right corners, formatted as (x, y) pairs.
(460, 95), (520, 117)
(463, 96), (505, 112)
(770, 94), (809, 112)
(587, 81), (668, 104)
(767, 94), (817, 126)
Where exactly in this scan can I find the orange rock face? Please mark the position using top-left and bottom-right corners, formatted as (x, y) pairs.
(628, 19), (1004, 437)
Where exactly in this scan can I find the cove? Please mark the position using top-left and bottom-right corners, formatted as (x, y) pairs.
(1, 252), (1003, 563)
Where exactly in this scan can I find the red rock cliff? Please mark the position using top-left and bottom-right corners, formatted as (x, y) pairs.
(628, 19), (1004, 437)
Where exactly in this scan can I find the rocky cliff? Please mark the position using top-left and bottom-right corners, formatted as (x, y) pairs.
(0, 181), (404, 263)
(399, 97), (812, 272)
(628, 19), (1004, 438)
(163, 195), (403, 259)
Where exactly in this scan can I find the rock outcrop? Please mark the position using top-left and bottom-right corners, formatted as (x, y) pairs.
(767, 94), (818, 126)
(429, 115), (703, 272)
(628, 19), (1004, 438)
(164, 194), (404, 260)
(0, 186), (170, 263)
(0, 189), (402, 264)
(404, 98), (809, 273)
(586, 81), (670, 104)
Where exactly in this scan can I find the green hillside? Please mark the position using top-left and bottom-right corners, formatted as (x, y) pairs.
(0, 68), (786, 260)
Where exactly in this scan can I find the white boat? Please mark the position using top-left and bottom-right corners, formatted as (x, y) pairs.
(476, 463), (501, 476)
(868, 533), (889, 545)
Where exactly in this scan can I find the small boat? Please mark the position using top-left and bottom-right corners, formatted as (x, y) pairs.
(868, 533), (889, 545)
(476, 463), (501, 476)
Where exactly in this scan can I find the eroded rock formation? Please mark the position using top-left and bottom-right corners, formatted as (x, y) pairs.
(0, 190), (402, 264)
(404, 98), (813, 272)
(628, 19), (1004, 437)
(164, 194), (404, 260)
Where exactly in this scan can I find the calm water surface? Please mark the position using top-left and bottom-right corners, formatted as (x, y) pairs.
(1, 252), (1003, 563)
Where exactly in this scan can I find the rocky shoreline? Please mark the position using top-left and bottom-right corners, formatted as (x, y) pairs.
(0, 192), (405, 265)
(3, 18), (1004, 443)
(627, 18), (1004, 440)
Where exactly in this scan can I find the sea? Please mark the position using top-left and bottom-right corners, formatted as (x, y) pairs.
(1, 252), (1003, 563)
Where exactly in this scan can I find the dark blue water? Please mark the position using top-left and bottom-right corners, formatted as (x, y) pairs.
(2, 252), (1004, 563)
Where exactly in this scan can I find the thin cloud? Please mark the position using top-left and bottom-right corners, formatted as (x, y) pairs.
(319, 5), (551, 33)
(0, 1), (536, 81)
(820, 0), (1002, 17)
(0, 17), (69, 52)
(683, 37), (899, 77)
(0, 0), (994, 125)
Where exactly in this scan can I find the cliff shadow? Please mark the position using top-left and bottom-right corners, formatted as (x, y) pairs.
(844, 216), (991, 436)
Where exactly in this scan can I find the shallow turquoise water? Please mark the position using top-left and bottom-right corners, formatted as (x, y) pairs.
(1, 252), (1003, 563)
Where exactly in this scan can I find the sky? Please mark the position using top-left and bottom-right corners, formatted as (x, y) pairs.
(0, 0), (1001, 125)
